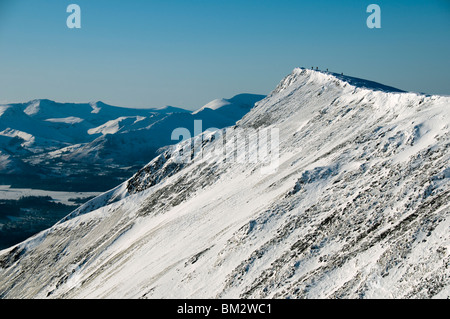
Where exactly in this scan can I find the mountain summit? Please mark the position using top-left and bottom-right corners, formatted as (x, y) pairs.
(0, 68), (448, 299)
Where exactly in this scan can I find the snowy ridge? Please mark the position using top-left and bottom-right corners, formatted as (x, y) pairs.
(0, 68), (448, 299)
(193, 99), (231, 113)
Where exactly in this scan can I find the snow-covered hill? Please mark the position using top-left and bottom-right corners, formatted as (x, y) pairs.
(0, 68), (448, 299)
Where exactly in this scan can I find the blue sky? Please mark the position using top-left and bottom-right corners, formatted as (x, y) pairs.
(0, 0), (449, 110)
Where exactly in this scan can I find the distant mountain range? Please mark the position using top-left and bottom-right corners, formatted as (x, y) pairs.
(0, 94), (265, 192)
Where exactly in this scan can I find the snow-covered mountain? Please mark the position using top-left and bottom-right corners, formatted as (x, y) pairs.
(0, 68), (448, 299)
(0, 94), (264, 190)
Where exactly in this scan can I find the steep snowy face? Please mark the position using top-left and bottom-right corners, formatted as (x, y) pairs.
(0, 68), (449, 299)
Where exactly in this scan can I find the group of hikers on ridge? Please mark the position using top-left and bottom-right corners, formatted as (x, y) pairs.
(311, 66), (344, 76)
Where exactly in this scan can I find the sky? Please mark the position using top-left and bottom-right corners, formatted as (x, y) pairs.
(0, 0), (449, 110)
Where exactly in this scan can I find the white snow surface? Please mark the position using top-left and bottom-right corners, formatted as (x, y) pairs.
(193, 98), (231, 114)
(45, 117), (84, 124)
(0, 68), (448, 299)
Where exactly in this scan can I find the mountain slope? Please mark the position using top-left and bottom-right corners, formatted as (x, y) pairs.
(0, 68), (448, 299)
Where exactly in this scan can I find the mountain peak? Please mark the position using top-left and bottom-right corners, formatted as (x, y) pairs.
(193, 94), (266, 115)
(239, 67), (447, 131)
(279, 67), (405, 94)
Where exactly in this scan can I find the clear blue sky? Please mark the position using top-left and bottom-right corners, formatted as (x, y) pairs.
(0, 0), (449, 110)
